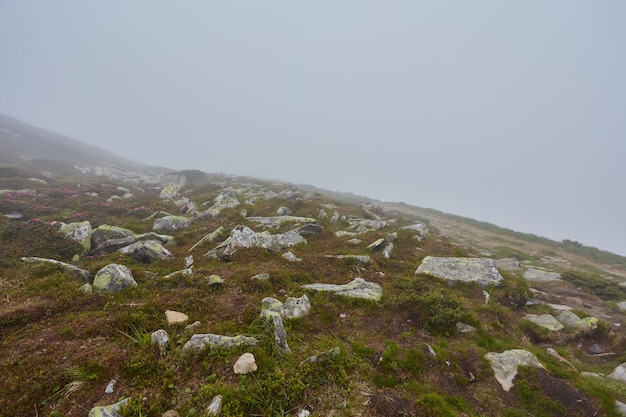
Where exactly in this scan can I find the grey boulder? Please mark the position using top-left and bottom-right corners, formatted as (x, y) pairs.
(416, 256), (504, 286)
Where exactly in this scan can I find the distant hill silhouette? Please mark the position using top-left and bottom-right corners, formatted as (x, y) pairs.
(0, 113), (141, 171)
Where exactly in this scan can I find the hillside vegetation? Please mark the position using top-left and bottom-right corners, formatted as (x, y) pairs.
(2, 165), (626, 417)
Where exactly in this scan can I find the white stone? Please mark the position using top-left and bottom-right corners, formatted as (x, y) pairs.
(234, 352), (257, 374)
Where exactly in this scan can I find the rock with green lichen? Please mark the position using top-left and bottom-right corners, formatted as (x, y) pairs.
(91, 225), (136, 248)
(119, 240), (174, 263)
(87, 398), (129, 417)
(416, 256), (504, 286)
(59, 221), (92, 255)
(153, 215), (192, 233)
(182, 334), (259, 352)
(523, 314), (565, 331)
(302, 278), (382, 301)
(92, 264), (137, 292)
(485, 349), (544, 392)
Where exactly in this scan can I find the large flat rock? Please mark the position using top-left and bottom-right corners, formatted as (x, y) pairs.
(302, 278), (382, 301)
(416, 256), (504, 286)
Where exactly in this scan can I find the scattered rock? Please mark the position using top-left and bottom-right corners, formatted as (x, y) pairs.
(183, 334), (259, 351)
(88, 398), (130, 417)
(330, 211), (340, 222)
(318, 208), (327, 218)
(456, 322), (477, 333)
(346, 238), (362, 245)
(617, 301), (626, 312)
(302, 278), (383, 301)
(301, 346), (341, 365)
(92, 264), (137, 292)
(556, 310), (599, 330)
(162, 411), (181, 417)
(277, 206), (292, 216)
(153, 215), (192, 233)
(234, 352), (257, 374)
(588, 344), (604, 355)
(401, 223), (429, 240)
(164, 268), (193, 279)
(80, 283), (93, 294)
(524, 314), (565, 331)
(165, 310), (189, 325)
(251, 273), (270, 281)
(282, 295), (311, 319)
(295, 223), (324, 237)
(282, 251), (301, 262)
(205, 225), (306, 259)
(416, 256), (504, 286)
(188, 226), (226, 252)
(119, 240), (174, 263)
(59, 221), (93, 254)
(207, 274), (224, 285)
(104, 378), (116, 394)
(609, 363), (626, 382)
(91, 225), (136, 248)
(367, 238), (393, 258)
(207, 395), (222, 416)
(21, 256), (92, 281)
(523, 267), (562, 282)
(151, 329), (169, 356)
(484, 349), (544, 391)
(159, 182), (184, 199)
(186, 321), (201, 332)
(246, 215), (316, 228)
(616, 400), (626, 417)
(328, 255), (371, 264)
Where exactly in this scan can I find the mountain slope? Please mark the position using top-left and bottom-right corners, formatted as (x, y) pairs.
(2, 119), (626, 417)
(0, 113), (141, 170)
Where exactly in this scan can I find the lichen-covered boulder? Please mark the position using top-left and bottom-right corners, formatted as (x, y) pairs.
(401, 223), (429, 240)
(182, 334), (259, 352)
(283, 295), (311, 319)
(302, 278), (383, 301)
(91, 225), (136, 248)
(88, 398), (130, 417)
(495, 258), (521, 271)
(523, 314), (564, 331)
(151, 329), (169, 355)
(119, 240), (174, 263)
(367, 238), (393, 258)
(204, 225), (306, 259)
(484, 349), (544, 391)
(153, 215), (192, 233)
(159, 182), (184, 199)
(92, 264), (137, 292)
(60, 221), (92, 254)
(416, 256), (504, 286)
(522, 267), (562, 282)
(556, 310), (599, 330)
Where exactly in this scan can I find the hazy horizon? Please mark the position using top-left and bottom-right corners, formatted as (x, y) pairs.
(1, 2), (625, 255)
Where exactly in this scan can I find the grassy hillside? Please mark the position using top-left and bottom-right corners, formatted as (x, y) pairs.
(2, 167), (626, 417)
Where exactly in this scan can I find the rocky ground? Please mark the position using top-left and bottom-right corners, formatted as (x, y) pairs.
(2, 166), (626, 417)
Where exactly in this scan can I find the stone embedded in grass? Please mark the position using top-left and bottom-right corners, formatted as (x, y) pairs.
(251, 273), (270, 281)
(456, 322), (477, 333)
(207, 395), (222, 416)
(618, 301), (626, 312)
(302, 277), (383, 301)
(609, 363), (626, 382)
(159, 181), (184, 199)
(234, 352), (257, 374)
(165, 310), (189, 325)
(91, 224), (136, 248)
(327, 254), (371, 264)
(87, 397), (129, 417)
(92, 264), (137, 293)
(152, 215), (192, 233)
(415, 256), (504, 286)
(367, 238), (393, 258)
(556, 310), (599, 330)
(401, 223), (429, 240)
(21, 256), (92, 281)
(59, 220), (93, 255)
(283, 295), (311, 319)
(204, 225), (307, 259)
(207, 274), (224, 285)
(295, 223), (324, 237)
(523, 314), (565, 331)
(151, 329), (169, 356)
(522, 267), (562, 282)
(484, 349), (544, 391)
(300, 346), (341, 366)
(182, 334), (259, 351)
(119, 239), (174, 263)
(188, 226), (226, 252)
(282, 251), (301, 262)
(277, 206), (292, 215)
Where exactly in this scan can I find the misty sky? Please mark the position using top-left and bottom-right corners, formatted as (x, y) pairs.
(1, 2), (625, 255)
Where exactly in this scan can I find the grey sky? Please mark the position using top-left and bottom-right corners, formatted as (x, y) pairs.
(1, 1), (625, 255)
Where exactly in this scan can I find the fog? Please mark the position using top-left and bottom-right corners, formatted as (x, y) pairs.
(1, 2), (625, 255)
